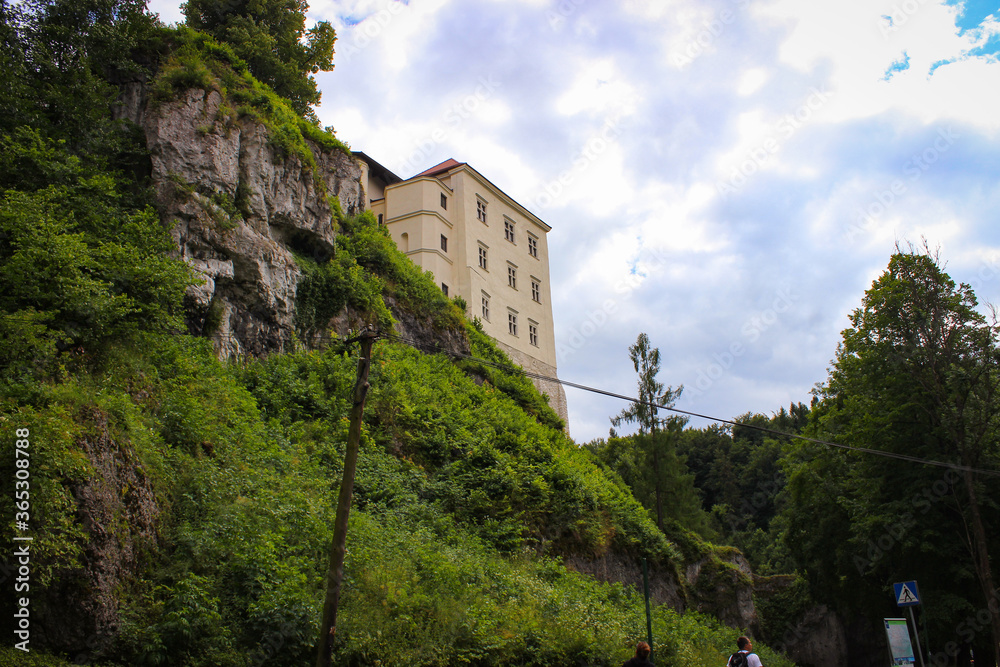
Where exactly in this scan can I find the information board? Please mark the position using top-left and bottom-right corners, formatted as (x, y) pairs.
(884, 618), (916, 666)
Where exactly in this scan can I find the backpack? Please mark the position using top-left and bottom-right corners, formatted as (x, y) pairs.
(729, 651), (752, 667)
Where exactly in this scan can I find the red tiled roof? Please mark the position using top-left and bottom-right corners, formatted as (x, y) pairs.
(412, 158), (464, 179)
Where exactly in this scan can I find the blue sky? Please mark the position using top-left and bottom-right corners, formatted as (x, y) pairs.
(148, 0), (1000, 443)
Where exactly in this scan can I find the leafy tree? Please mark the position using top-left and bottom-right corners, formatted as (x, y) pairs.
(182, 0), (336, 116)
(608, 332), (687, 532)
(786, 246), (1000, 661)
(676, 407), (806, 573)
(3, 0), (158, 150)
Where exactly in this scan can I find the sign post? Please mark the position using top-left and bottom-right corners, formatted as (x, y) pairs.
(893, 581), (925, 667)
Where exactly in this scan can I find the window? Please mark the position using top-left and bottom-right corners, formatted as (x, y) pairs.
(504, 219), (515, 243)
(508, 311), (518, 336)
(528, 235), (538, 258)
(531, 279), (541, 303)
(529, 322), (538, 347)
(507, 264), (517, 289)
(481, 293), (490, 320)
(440, 234), (448, 252)
(441, 283), (449, 297)
(377, 213), (384, 225)
(477, 199), (487, 223)
(441, 193), (447, 209)
(478, 245), (488, 270)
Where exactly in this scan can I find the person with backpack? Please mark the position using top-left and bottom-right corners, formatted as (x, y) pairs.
(727, 636), (763, 667)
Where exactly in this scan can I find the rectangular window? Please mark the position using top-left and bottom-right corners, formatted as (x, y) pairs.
(477, 199), (487, 223)
(528, 235), (538, 258)
(529, 323), (538, 347)
(504, 219), (515, 243)
(377, 213), (384, 225)
(441, 283), (449, 297)
(531, 279), (541, 303)
(440, 234), (448, 252)
(441, 193), (447, 209)
(508, 312), (518, 336)
(478, 245), (488, 270)
(507, 265), (517, 289)
(482, 293), (490, 320)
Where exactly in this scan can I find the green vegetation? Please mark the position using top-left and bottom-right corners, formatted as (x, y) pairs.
(182, 0), (336, 117)
(0, 331), (794, 665)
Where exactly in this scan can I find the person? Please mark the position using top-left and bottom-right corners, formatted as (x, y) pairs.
(727, 636), (763, 667)
(623, 641), (654, 666)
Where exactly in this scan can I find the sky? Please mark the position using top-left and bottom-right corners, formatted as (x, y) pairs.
(148, 0), (1000, 443)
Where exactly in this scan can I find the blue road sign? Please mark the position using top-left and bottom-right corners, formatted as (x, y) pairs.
(894, 581), (921, 607)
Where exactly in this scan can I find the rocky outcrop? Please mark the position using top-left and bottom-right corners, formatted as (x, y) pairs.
(34, 408), (159, 661)
(563, 551), (687, 610)
(686, 549), (758, 631)
(140, 87), (364, 358)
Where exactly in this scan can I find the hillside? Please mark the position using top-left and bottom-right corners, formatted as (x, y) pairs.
(0, 6), (796, 666)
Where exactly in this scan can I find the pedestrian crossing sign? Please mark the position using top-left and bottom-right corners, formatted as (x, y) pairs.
(893, 581), (921, 607)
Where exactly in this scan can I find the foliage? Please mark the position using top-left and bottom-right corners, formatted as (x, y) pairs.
(675, 407), (808, 575)
(610, 332), (684, 436)
(0, 0), (159, 152)
(1, 333), (796, 666)
(588, 431), (716, 541)
(0, 128), (195, 379)
(182, 0), (336, 117)
(458, 321), (565, 431)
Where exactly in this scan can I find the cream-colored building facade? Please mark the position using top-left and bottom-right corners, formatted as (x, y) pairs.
(355, 154), (568, 428)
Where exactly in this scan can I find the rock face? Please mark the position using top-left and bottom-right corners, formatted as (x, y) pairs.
(140, 87), (364, 358)
(35, 409), (159, 661)
(771, 605), (848, 667)
(685, 550), (758, 631)
(564, 552), (687, 610)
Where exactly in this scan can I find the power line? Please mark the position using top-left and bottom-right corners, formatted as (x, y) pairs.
(379, 330), (1000, 479)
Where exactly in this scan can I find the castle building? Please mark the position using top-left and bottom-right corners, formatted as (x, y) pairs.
(355, 153), (569, 428)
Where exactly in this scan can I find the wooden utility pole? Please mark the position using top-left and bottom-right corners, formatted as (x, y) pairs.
(315, 327), (377, 667)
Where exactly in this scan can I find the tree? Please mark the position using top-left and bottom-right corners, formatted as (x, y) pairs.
(789, 246), (1000, 664)
(182, 0), (336, 116)
(610, 333), (687, 531)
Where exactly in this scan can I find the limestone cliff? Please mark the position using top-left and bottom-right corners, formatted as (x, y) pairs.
(132, 86), (365, 357)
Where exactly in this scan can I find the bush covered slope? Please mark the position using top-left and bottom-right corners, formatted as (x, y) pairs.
(1, 331), (791, 666)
